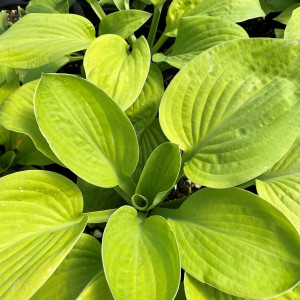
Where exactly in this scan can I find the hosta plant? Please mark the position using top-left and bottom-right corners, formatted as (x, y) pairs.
(0, 0), (300, 299)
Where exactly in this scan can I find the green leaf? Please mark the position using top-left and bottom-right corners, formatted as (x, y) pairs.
(99, 10), (151, 39)
(69, 0), (77, 6)
(0, 170), (88, 299)
(260, 0), (299, 13)
(26, 0), (69, 13)
(184, 273), (300, 300)
(274, 3), (300, 24)
(0, 124), (10, 146)
(153, 16), (248, 69)
(159, 38), (300, 188)
(102, 206), (181, 300)
(126, 63), (164, 136)
(23, 55), (70, 84)
(0, 151), (15, 173)
(275, 28), (285, 38)
(0, 13), (95, 69)
(155, 188), (300, 299)
(285, 7), (300, 38)
(132, 118), (168, 182)
(77, 271), (114, 300)
(113, 0), (129, 10)
(164, 0), (265, 37)
(31, 234), (102, 300)
(0, 80), (61, 164)
(77, 177), (125, 213)
(14, 136), (53, 166)
(0, 12), (7, 34)
(84, 35), (150, 110)
(34, 74), (139, 188)
(0, 75), (19, 106)
(256, 133), (300, 232)
(185, 273), (242, 300)
(175, 283), (186, 300)
(133, 143), (181, 210)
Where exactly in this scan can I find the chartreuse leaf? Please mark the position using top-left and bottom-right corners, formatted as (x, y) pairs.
(285, 8), (300, 38)
(26, 0), (69, 13)
(102, 206), (180, 300)
(77, 177), (125, 213)
(0, 170), (88, 299)
(260, 0), (299, 13)
(154, 188), (300, 298)
(126, 63), (164, 137)
(164, 0), (264, 36)
(0, 76), (19, 105)
(153, 16), (248, 69)
(77, 271), (114, 300)
(34, 74), (139, 188)
(0, 151), (15, 173)
(0, 125), (10, 146)
(274, 3), (300, 24)
(99, 10), (151, 39)
(160, 38), (300, 188)
(132, 143), (181, 210)
(0, 80), (61, 164)
(0, 13), (95, 69)
(184, 273), (300, 300)
(256, 133), (300, 232)
(275, 29), (285, 38)
(14, 136), (53, 166)
(113, 0), (129, 10)
(84, 34), (150, 110)
(31, 234), (102, 300)
(0, 12), (7, 34)
(132, 118), (168, 182)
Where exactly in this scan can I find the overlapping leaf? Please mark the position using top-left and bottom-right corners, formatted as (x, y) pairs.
(260, 0), (299, 13)
(160, 38), (300, 188)
(0, 13), (95, 68)
(102, 206), (181, 300)
(274, 3), (300, 24)
(285, 7), (300, 38)
(26, 0), (69, 13)
(155, 188), (300, 298)
(84, 34), (150, 110)
(31, 234), (102, 300)
(0, 170), (88, 299)
(0, 80), (60, 164)
(34, 74), (139, 188)
(164, 0), (264, 36)
(99, 10), (151, 39)
(153, 16), (248, 69)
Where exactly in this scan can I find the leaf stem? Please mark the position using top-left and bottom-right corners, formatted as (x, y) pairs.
(69, 55), (84, 62)
(148, 6), (161, 50)
(117, 175), (136, 200)
(83, 208), (117, 223)
(86, 0), (106, 20)
(152, 34), (168, 54)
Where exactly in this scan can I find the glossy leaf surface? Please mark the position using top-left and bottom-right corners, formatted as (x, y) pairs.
(102, 206), (181, 300)
(0, 13), (95, 68)
(84, 35), (150, 110)
(164, 0), (264, 36)
(31, 234), (102, 300)
(0, 80), (60, 164)
(99, 10), (151, 39)
(0, 170), (88, 299)
(156, 188), (300, 298)
(160, 38), (300, 188)
(153, 16), (248, 69)
(34, 74), (139, 188)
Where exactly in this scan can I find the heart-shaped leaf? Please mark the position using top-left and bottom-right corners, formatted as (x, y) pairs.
(102, 206), (181, 300)
(256, 133), (300, 231)
(155, 188), (300, 298)
(126, 63), (164, 136)
(285, 7), (300, 38)
(0, 13), (95, 68)
(34, 74), (139, 188)
(153, 16), (248, 69)
(133, 142), (181, 210)
(0, 80), (61, 164)
(99, 10), (151, 39)
(0, 170), (88, 299)
(26, 0), (69, 13)
(84, 34), (150, 110)
(31, 234), (102, 300)
(164, 0), (264, 36)
(160, 38), (300, 188)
